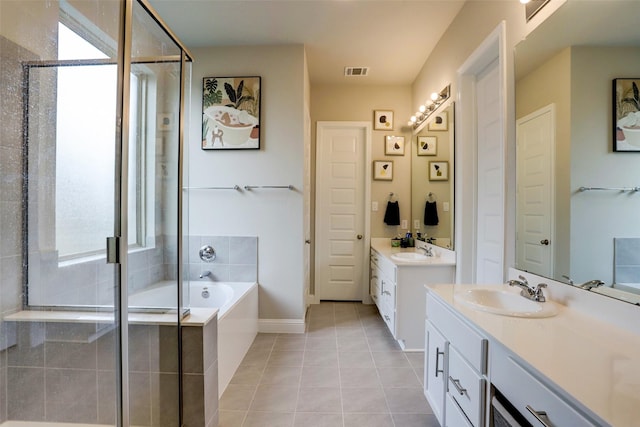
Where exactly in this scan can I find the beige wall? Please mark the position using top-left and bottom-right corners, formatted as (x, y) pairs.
(516, 47), (571, 282)
(310, 84), (413, 239)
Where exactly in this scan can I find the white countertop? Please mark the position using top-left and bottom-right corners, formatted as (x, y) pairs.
(426, 283), (640, 427)
(4, 307), (218, 327)
(371, 238), (456, 267)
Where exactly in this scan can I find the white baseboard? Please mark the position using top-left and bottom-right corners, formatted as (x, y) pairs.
(259, 318), (306, 334)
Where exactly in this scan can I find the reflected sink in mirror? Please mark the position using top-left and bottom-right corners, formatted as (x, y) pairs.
(455, 288), (559, 318)
(390, 252), (429, 262)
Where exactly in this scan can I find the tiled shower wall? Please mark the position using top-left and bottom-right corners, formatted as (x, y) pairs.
(3, 319), (218, 427)
(0, 35), (37, 424)
(187, 236), (258, 283)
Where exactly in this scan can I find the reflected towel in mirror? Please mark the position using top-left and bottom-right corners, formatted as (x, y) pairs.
(424, 201), (438, 226)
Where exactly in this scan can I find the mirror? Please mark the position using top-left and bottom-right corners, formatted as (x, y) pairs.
(411, 102), (455, 249)
(515, 0), (640, 304)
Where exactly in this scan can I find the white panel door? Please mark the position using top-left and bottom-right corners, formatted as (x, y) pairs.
(476, 58), (504, 284)
(516, 105), (554, 277)
(316, 123), (366, 300)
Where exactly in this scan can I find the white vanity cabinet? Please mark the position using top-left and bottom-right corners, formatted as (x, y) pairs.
(425, 292), (488, 427)
(370, 245), (455, 350)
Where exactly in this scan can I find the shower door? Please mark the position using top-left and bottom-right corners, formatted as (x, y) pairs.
(0, 1), (191, 426)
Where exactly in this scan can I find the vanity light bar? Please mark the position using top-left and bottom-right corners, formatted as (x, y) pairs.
(409, 84), (451, 130)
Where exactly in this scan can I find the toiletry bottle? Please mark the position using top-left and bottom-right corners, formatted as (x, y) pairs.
(407, 232), (414, 248)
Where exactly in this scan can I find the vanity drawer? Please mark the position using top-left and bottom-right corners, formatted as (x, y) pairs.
(370, 249), (396, 282)
(445, 393), (473, 427)
(492, 346), (601, 427)
(448, 346), (485, 427)
(427, 295), (487, 373)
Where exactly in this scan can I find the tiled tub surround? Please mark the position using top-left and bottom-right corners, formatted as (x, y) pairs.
(614, 237), (640, 290)
(0, 309), (219, 427)
(127, 280), (260, 397)
(188, 236), (258, 283)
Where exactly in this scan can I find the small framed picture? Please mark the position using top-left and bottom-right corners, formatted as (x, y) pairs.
(417, 136), (437, 156)
(374, 110), (394, 130)
(158, 113), (174, 131)
(429, 161), (449, 181)
(385, 135), (405, 155)
(373, 160), (393, 181)
(428, 111), (448, 131)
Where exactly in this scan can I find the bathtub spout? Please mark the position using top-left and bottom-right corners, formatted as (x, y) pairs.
(199, 271), (212, 279)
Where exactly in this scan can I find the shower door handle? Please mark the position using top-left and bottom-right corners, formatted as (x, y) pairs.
(107, 237), (120, 264)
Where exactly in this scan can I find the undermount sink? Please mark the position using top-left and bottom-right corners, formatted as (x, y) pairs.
(390, 252), (429, 262)
(454, 288), (559, 318)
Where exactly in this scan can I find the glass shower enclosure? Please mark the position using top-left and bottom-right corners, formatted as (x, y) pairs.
(0, 0), (192, 426)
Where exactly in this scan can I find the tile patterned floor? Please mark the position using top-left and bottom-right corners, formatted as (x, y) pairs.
(219, 302), (440, 427)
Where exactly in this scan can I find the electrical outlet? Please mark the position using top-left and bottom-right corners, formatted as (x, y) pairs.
(414, 220), (420, 229)
(401, 219), (408, 229)
(372, 201), (378, 212)
(443, 202), (450, 212)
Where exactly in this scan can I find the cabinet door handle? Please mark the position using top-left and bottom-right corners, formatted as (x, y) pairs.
(434, 347), (444, 377)
(384, 315), (391, 321)
(448, 376), (467, 396)
(382, 290), (391, 296)
(526, 405), (554, 427)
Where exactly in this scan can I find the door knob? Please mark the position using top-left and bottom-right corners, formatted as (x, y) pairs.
(357, 234), (363, 240)
(540, 239), (550, 245)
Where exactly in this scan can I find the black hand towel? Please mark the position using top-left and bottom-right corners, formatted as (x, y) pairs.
(384, 201), (400, 225)
(424, 201), (439, 226)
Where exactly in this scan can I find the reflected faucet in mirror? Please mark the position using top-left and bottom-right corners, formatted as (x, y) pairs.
(577, 280), (605, 290)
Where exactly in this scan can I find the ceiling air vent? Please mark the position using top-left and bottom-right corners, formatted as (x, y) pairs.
(344, 66), (369, 77)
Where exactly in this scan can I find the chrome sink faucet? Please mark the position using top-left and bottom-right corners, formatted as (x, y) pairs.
(418, 246), (434, 257)
(507, 275), (547, 302)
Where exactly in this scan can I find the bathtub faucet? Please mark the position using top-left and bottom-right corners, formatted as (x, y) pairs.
(199, 271), (212, 279)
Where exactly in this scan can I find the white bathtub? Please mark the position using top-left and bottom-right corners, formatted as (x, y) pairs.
(130, 281), (258, 397)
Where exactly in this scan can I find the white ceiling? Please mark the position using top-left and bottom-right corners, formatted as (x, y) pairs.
(147, 0), (466, 85)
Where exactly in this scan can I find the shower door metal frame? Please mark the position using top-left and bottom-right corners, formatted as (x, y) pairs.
(19, 0), (194, 426)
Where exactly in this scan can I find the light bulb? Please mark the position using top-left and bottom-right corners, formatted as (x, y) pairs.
(410, 116), (417, 123)
(520, 0), (530, 4)
(430, 92), (439, 101)
(419, 105), (426, 113)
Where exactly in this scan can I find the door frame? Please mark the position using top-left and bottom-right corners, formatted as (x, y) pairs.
(313, 121), (371, 304)
(456, 21), (509, 283)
